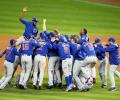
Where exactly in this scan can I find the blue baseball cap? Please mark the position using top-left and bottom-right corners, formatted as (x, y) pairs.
(10, 39), (16, 45)
(40, 32), (46, 39)
(49, 32), (55, 37)
(108, 37), (116, 43)
(59, 35), (67, 43)
(32, 17), (38, 22)
(95, 37), (101, 43)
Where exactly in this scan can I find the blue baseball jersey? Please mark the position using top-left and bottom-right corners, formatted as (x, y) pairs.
(34, 40), (52, 56)
(0, 46), (19, 63)
(105, 44), (119, 65)
(53, 42), (71, 60)
(81, 42), (96, 57)
(20, 40), (40, 55)
(75, 44), (86, 60)
(69, 42), (77, 56)
(20, 18), (38, 39)
(81, 34), (89, 41)
(94, 44), (106, 60)
(48, 40), (59, 57)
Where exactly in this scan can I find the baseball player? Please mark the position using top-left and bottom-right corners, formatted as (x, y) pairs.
(94, 38), (108, 88)
(16, 7), (39, 45)
(105, 38), (120, 91)
(47, 32), (62, 89)
(73, 43), (90, 91)
(79, 28), (89, 41)
(18, 38), (40, 89)
(33, 32), (52, 89)
(53, 35), (72, 92)
(78, 39), (97, 84)
(0, 39), (19, 89)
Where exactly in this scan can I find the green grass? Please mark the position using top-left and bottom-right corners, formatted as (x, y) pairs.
(0, 73), (120, 100)
(0, 0), (120, 35)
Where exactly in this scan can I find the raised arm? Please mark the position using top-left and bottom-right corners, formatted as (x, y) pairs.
(19, 7), (28, 20)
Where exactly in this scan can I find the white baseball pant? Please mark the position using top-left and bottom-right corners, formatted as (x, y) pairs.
(98, 57), (108, 85)
(19, 55), (32, 86)
(83, 56), (97, 78)
(0, 60), (14, 89)
(62, 58), (72, 77)
(33, 55), (46, 86)
(48, 56), (61, 86)
(109, 65), (120, 88)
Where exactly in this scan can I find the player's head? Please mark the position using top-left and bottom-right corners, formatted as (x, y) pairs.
(59, 35), (68, 43)
(48, 32), (55, 39)
(95, 37), (101, 44)
(40, 32), (46, 40)
(108, 37), (116, 44)
(10, 39), (16, 46)
(71, 35), (78, 43)
(32, 17), (38, 25)
(80, 28), (87, 36)
(64, 34), (71, 42)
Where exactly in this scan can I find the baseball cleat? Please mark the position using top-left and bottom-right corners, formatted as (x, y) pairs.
(38, 86), (41, 90)
(33, 85), (37, 89)
(57, 83), (62, 88)
(101, 84), (107, 88)
(47, 85), (53, 89)
(65, 84), (73, 92)
(108, 87), (116, 92)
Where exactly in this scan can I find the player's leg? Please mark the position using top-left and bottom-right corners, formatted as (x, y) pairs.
(13, 56), (21, 77)
(73, 60), (85, 90)
(19, 55), (26, 85)
(109, 65), (117, 91)
(16, 36), (25, 45)
(38, 56), (46, 87)
(0, 61), (14, 89)
(62, 59), (72, 91)
(0, 61), (7, 85)
(33, 55), (39, 87)
(54, 57), (62, 86)
(22, 56), (32, 88)
(99, 58), (108, 88)
(68, 58), (73, 85)
(48, 57), (56, 87)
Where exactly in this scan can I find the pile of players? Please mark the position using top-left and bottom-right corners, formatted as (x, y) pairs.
(0, 29), (120, 92)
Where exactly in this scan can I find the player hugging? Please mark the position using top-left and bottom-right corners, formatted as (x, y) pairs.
(0, 7), (120, 92)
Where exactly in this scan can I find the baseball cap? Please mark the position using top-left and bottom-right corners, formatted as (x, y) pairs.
(95, 37), (101, 43)
(108, 37), (116, 43)
(32, 17), (38, 22)
(10, 39), (16, 45)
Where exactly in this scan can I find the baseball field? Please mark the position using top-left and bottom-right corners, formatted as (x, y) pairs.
(0, 0), (120, 100)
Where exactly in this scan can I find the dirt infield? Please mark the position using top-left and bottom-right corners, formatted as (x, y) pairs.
(0, 35), (120, 72)
(96, 0), (120, 4)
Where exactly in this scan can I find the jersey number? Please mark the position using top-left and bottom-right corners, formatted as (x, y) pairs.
(22, 43), (29, 50)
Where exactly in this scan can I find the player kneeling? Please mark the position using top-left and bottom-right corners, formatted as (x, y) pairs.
(0, 39), (19, 89)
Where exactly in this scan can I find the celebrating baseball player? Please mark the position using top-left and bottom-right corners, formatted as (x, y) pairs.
(0, 39), (19, 89)
(16, 7), (39, 45)
(94, 38), (108, 88)
(18, 38), (40, 89)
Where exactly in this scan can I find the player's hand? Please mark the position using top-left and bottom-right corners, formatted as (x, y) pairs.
(43, 19), (46, 23)
(22, 7), (28, 12)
